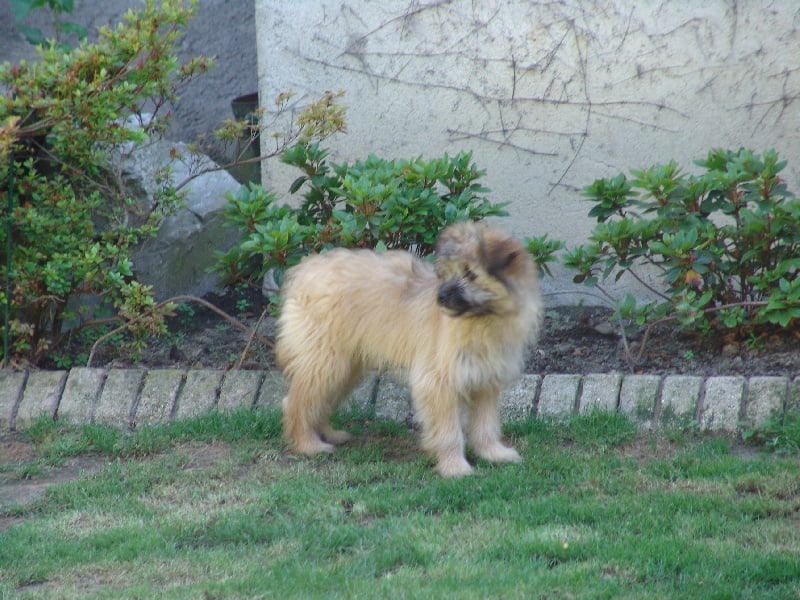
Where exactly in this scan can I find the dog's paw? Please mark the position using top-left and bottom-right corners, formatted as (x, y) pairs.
(474, 443), (522, 463)
(320, 426), (353, 445)
(292, 438), (336, 455)
(435, 455), (474, 478)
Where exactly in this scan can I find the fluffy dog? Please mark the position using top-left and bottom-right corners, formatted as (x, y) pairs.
(275, 220), (542, 477)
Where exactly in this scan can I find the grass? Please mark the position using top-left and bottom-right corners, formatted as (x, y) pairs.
(2, 408), (800, 599)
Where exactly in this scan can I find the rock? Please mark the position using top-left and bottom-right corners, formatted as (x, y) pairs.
(591, 320), (616, 336)
(721, 343), (740, 358)
(126, 139), (242, 300)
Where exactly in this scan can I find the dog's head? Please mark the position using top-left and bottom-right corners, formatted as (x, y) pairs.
(434, 221), (537, 318)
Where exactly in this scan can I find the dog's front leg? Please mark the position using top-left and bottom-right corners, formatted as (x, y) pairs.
(466, 387), (522, 464)
(412, 381), (473, 477)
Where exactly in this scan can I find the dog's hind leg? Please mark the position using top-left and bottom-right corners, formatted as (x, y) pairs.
(317, 365), (364, 445)
(282, 362), (361, 454)
(466, 387), (521, 463)
(282, 382), (336, 455)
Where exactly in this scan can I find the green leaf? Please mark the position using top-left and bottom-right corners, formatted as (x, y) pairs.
(57, 21), (87, 39)
(288, 176), (306, 194)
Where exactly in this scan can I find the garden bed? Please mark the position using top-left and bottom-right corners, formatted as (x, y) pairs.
(53, 285), (800, 378)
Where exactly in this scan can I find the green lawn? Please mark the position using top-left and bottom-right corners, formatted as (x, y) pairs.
(2, 408), (799, 599)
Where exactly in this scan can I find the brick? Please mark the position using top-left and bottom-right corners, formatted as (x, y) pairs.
(499, 374), (540, 422)
(699, 376), (745, 432)
(175, 369), (223, 419)
(256, 371), (288, 409)
(0, 370), (26, 430)
(659, 375), (703, 428)
(537, 374), (580, 418)
(134, 369), (185, 427)
(218, 369), (263, 411)
(95, 369), (145, 427)
(14, 370), (67, 428)
(578, 373), (622, 414)
(58, 368), (107, 423)
(619, 375), (661, 428)
(788, 377), (800, 415)
(743, 377), (787, 430)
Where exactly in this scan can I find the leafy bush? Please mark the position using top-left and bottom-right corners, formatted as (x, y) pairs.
(213, 143), (510, 291)
(0, 0), (211, 364)
(564, 149), (800, 334)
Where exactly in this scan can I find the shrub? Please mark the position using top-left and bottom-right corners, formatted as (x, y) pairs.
(213, 143), (511, 293)
(564, 149), (800, 335)
(0, 0), (211, 364)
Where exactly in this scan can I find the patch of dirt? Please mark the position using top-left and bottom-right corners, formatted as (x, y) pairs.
(175, 440), (233, 471)
(59, 286), (800, 378)
(0, 438), (237, 518)
(0, 432), (108, 521)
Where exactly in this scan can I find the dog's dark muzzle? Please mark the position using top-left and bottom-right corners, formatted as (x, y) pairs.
(437, 279), (471, 315)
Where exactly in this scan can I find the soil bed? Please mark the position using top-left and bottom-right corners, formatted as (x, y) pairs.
(53, 286), (800, 378)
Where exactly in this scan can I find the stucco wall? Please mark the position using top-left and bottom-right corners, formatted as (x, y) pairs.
(256, 0), (800, 304)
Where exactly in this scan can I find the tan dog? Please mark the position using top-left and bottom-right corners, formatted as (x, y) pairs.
(276, 221), (542, 477)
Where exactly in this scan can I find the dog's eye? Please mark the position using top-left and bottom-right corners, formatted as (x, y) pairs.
(463, 266), (477, 281)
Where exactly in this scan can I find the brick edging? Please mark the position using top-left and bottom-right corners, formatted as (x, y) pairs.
(1, 369), (797, 433)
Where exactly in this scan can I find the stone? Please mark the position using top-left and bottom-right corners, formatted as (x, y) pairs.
(95, 369), (145, 427)
(499, 374), (540, 422)
(743, 377), (787, 430)
(699, 376), (745, 432)
(537, 374), (581, 418)
(372, 376), (413, 423)
(217, 369), (264, 411)
(175, 370), (224, 419)
(133, 369), (185, 427)
(578, 373), (622, 414)
(58, 368), (107, 423)
(619, 375), (661, 428)
(14, 371), (67, 428)
(127, 140), (243, 300)
(787, 377), (800, 415)
(256, 371), (289, 409)
(659, 376), (703, 428)
(0, 370), (26, 430)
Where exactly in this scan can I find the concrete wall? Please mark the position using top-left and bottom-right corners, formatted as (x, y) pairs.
(256, 0), (800, 304)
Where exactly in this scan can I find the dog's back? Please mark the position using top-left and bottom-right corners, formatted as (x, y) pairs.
(276, 248), (438, 376)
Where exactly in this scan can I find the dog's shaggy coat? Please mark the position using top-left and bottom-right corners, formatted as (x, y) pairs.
(276, 221), (542, 477)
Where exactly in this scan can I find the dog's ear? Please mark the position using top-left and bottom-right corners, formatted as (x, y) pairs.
(434, 221), (479, 260)
(485, 239), (524, 277)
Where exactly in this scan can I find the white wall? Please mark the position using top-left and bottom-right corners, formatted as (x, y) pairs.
(256, 0), (800, 305)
